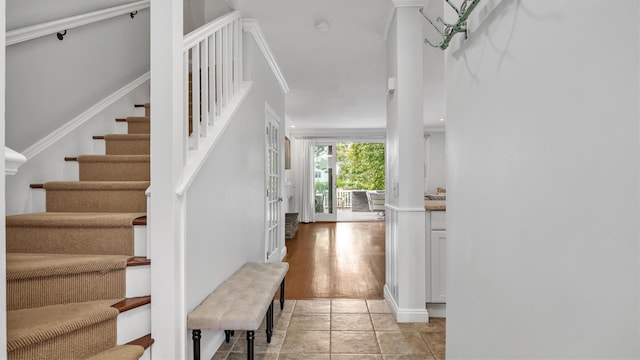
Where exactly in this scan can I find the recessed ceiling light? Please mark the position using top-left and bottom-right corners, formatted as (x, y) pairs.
(439, 118), (445, 122)
(290, 125), (296, 128)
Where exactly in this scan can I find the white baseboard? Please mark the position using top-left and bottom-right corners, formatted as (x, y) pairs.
(279, 246), (287, 261)
(384, 284), (429, 323)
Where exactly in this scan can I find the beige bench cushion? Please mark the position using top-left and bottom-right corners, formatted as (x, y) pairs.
(187, 262), (288, 331)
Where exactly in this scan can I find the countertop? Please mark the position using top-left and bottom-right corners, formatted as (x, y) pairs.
(425, 200), (446, 211)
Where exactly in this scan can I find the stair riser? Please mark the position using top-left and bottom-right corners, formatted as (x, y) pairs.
(126, 265), (150, 298)
(79, 162), (150, 181)
(46, 189), (147, 212)
(8, 318), (117, 360)
(7, 270), (125, 311)
(128, 121), (150, 134)
(134, 225), (147, 257)
(7, 227), (135, 256)
(117, 304), (151, 344)
(105, 139), (150, 155)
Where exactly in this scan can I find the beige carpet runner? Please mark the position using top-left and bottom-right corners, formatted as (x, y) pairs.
(6, 104), (151, 359)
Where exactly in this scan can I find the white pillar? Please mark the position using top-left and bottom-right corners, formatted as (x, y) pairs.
(384, 0), (427, 323)
(150, 0), (186, 357)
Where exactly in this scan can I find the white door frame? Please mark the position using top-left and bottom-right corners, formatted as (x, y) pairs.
(264, 103), (285, 261)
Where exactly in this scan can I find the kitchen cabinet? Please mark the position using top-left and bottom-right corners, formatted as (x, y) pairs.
(426, 210), (447, 304)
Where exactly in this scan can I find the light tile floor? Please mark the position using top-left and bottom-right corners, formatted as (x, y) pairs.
(212, 299), (445, 360)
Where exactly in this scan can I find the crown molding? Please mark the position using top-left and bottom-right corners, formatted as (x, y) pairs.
(288, 127), (386, 141)
(243, 19), (290, 93)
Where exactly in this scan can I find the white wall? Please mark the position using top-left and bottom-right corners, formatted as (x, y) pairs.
(445, 1), (639, 358)
(184, 31), (285, 358)
(422, 0), (445, 130)
(5, 4), (150, 152)
(424, 131), (445, 193)
(184, 0), (233, 34)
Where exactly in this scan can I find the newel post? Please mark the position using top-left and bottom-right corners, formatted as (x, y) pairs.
(150, 0), (186, 357)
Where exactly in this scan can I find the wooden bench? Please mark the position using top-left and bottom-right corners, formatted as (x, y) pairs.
(187, 262), (288, 360)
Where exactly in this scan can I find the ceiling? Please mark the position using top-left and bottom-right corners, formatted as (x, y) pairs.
(229, 0), (390, 134)
(228, 0), (446, 135)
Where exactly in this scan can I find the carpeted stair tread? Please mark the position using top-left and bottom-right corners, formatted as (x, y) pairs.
(76, 155), (150, 181)
(7, 253), (129, 280)
(7, 212), (146, 227)
(6, 254), (129, 310)
(7, 299), (121, 357)
(77, 155), (149, 163)
(86, 344), (144, 359)
(44, 181), (149, 191)
(44, 181), (149, 213)
(103, 134), (150, 140)
(6, 212), (143, 255)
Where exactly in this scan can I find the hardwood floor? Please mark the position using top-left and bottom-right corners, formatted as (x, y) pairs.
(283, 221), (385, 300)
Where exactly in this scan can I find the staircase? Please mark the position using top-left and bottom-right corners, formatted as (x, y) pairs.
(5, 104), (153, 359)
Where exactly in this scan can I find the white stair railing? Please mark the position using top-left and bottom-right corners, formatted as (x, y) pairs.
(182, 11), (242, 158)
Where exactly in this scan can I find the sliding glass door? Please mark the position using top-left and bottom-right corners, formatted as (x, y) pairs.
(313, 143), (337, 222)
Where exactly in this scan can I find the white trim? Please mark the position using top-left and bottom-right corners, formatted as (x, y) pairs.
(22, 72), (150, 160)
(176, 82), (253, 196)
(424, 126), (446, 134)
(183, 11), (240, 51)
(4, 147), (26, 175)
(279, 246), (287, 261)
(385, 285), (430, 323)
(392, 0), (425, 7)
(6, 0), (150, 46)
(242, 19), (290, 93)
(384, 284), (399, 312)
(396, 307), (430, 323)
(289, 127), (386, 139)
(385, 204), (425, 212)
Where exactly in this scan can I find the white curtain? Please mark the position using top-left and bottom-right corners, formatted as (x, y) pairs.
(292, 138), (315, 223)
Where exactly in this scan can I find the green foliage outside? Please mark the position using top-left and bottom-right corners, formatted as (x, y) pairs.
(336, 143), (385, 190)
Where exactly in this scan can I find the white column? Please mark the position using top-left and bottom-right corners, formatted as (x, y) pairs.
(384, 1), (427, 323)
(150, 0), (186, 357)
(0, 0), (8, 353)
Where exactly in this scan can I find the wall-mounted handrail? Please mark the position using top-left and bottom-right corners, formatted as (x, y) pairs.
(6, 0), (149, 46)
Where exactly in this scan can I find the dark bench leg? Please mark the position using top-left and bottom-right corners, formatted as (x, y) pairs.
(266, 300), (274, 343)
(280, 277), (286, 310)
(192, 329), (201, 360)
(246, 330), (255, 360)
(224, 330), (231, 343)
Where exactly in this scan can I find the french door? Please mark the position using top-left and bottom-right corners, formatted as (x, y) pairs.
(313, 142), (337, 222)
(265, 105), (283, 261)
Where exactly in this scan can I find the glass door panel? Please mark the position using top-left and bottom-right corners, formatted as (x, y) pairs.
(314, 143), (336, 221)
